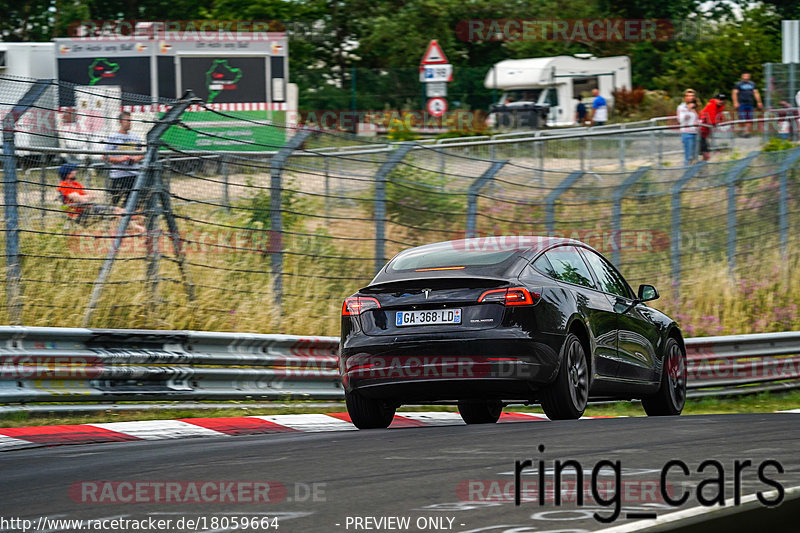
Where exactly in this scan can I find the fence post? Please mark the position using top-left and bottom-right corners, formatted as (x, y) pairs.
(537, 139), (545, 183)
(671, 161), (706, 302)
(322, 155), (331, 217)
(545, 170), (584, 234)
(39, 165), (47, 229)
(587, 135), (593, 171)
(611, 166), (650, 268)
(373, 142), (416, 274)
(269, 129), (313, 310)
(145, 161), (164, 323)
(725, 152), (759, 276)
(221, 154), (230, 212)
(777, 147), (800, 258)
(2, 79), (49, 325)
(84, 91), (198, 326)
(466, 160), (507, 238)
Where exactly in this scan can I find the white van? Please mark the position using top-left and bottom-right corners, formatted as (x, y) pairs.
(485, 55), (631, 127)
(0, 43), (58, 155)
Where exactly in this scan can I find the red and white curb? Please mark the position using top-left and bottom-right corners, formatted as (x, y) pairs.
(1, 410), (796, 452)
(0, 412), (571, 451)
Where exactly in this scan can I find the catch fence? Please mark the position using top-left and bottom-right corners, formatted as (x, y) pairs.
(2, 75), (800, 336)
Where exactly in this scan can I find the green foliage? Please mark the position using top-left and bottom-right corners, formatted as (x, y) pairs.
(386, 118), (419, 142)
(653, 6), (782, 98)
(245, 179), (306, 232)
(762, 137), (795, 152)
(386, 164), (463, 237)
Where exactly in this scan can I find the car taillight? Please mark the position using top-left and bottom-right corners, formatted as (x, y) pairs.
(342, 296), (381, 315)
(478, 287), (539, 306)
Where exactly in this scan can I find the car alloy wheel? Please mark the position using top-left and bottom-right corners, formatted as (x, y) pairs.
(541, 333), (588, 420)
(642, 337), (686, 416)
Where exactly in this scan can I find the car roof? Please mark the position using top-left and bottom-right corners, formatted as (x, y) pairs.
(406, 236), (593, 257)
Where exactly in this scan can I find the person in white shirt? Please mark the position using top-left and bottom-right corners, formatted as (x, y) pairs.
(677, 90), (700, 166)
(590, 88), (608, 125)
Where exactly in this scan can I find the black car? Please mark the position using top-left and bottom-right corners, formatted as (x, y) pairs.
(340, 236), (687, 429)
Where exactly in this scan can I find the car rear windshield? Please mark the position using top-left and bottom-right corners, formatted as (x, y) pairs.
(390, 247), (518, 272)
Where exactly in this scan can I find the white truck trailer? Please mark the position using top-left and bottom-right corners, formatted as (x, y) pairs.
(484, 55), (631, 127)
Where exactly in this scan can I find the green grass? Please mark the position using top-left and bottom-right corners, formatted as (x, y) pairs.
(1, 391), (797, 428)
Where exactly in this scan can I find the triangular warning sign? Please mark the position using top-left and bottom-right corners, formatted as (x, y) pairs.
(421, 40), (448, 65)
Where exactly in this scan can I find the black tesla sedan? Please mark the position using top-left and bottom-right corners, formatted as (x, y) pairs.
(340, 236), (687, 429)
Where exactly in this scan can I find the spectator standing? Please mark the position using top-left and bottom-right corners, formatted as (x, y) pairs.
(699, 93), (726, 161)
(589, 88), (607, 126)
(575, 97), (587, 125)
(678, 98), (700, 166)
(732, 72), (762, 137)
(105, 112), (144, 207)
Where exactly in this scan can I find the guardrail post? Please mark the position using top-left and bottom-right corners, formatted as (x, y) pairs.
(2, 79), (49, 325)
(537, 139), (545, 183)
(374, 142), (415, 274)
(611, 166), (650, 268)
(84, 91), (199, 326)
(466, 160), (507, 238)
(545, 170), (584, 234)
(671, 161), (706, 302)
(618, 135), (625, 170)
(725, 152), (759, 275)
(269, 128), (313, 310)
(777, 147), (800, 258)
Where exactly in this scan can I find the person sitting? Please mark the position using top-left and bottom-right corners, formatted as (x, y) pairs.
(57, 163), (145, 233)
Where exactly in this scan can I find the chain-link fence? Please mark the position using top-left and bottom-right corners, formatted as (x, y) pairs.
(2, 75), (800, 336)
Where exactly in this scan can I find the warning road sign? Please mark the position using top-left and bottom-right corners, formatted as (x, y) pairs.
(420, 40), (449, 65)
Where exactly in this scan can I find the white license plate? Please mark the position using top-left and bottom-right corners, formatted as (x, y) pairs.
(395, 309), (462, 327)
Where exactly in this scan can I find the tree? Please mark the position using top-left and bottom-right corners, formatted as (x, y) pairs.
(653, 6), (782, 99)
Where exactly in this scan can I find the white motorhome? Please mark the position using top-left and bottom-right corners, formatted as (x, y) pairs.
(485, 55), (631, 127)
(0, 43), (58, 154)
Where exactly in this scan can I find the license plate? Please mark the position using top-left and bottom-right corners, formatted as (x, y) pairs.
(395, 309), (461, 327)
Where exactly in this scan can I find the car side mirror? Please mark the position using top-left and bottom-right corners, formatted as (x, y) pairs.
(638, 284), (659, 302)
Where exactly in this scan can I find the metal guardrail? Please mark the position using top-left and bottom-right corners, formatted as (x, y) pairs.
(1, 327), (799, 405)
(0, 327), (341, 402)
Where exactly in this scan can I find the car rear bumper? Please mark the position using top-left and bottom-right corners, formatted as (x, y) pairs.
(340, 333), (563, 401)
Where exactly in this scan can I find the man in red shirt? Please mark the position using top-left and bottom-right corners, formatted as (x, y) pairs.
(58, 163), (145, 233)
(699, 93), (727, 161)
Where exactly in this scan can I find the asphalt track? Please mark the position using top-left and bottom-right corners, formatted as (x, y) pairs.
(1, 413), (799, 533)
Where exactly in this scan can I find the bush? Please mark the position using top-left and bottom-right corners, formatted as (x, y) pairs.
(762, 137), (795, 152)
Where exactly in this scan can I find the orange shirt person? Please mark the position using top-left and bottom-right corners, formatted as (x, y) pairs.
(58, 163), (145, 233)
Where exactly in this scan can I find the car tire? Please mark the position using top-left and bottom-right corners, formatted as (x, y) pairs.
(345, 390), (396, 429)
(642, 337), (687, 416)
(540, 333), (589, 420)
(458, 400), (503, 424)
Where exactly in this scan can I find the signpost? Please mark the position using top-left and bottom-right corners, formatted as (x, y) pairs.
(420, 40), (452, 119)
